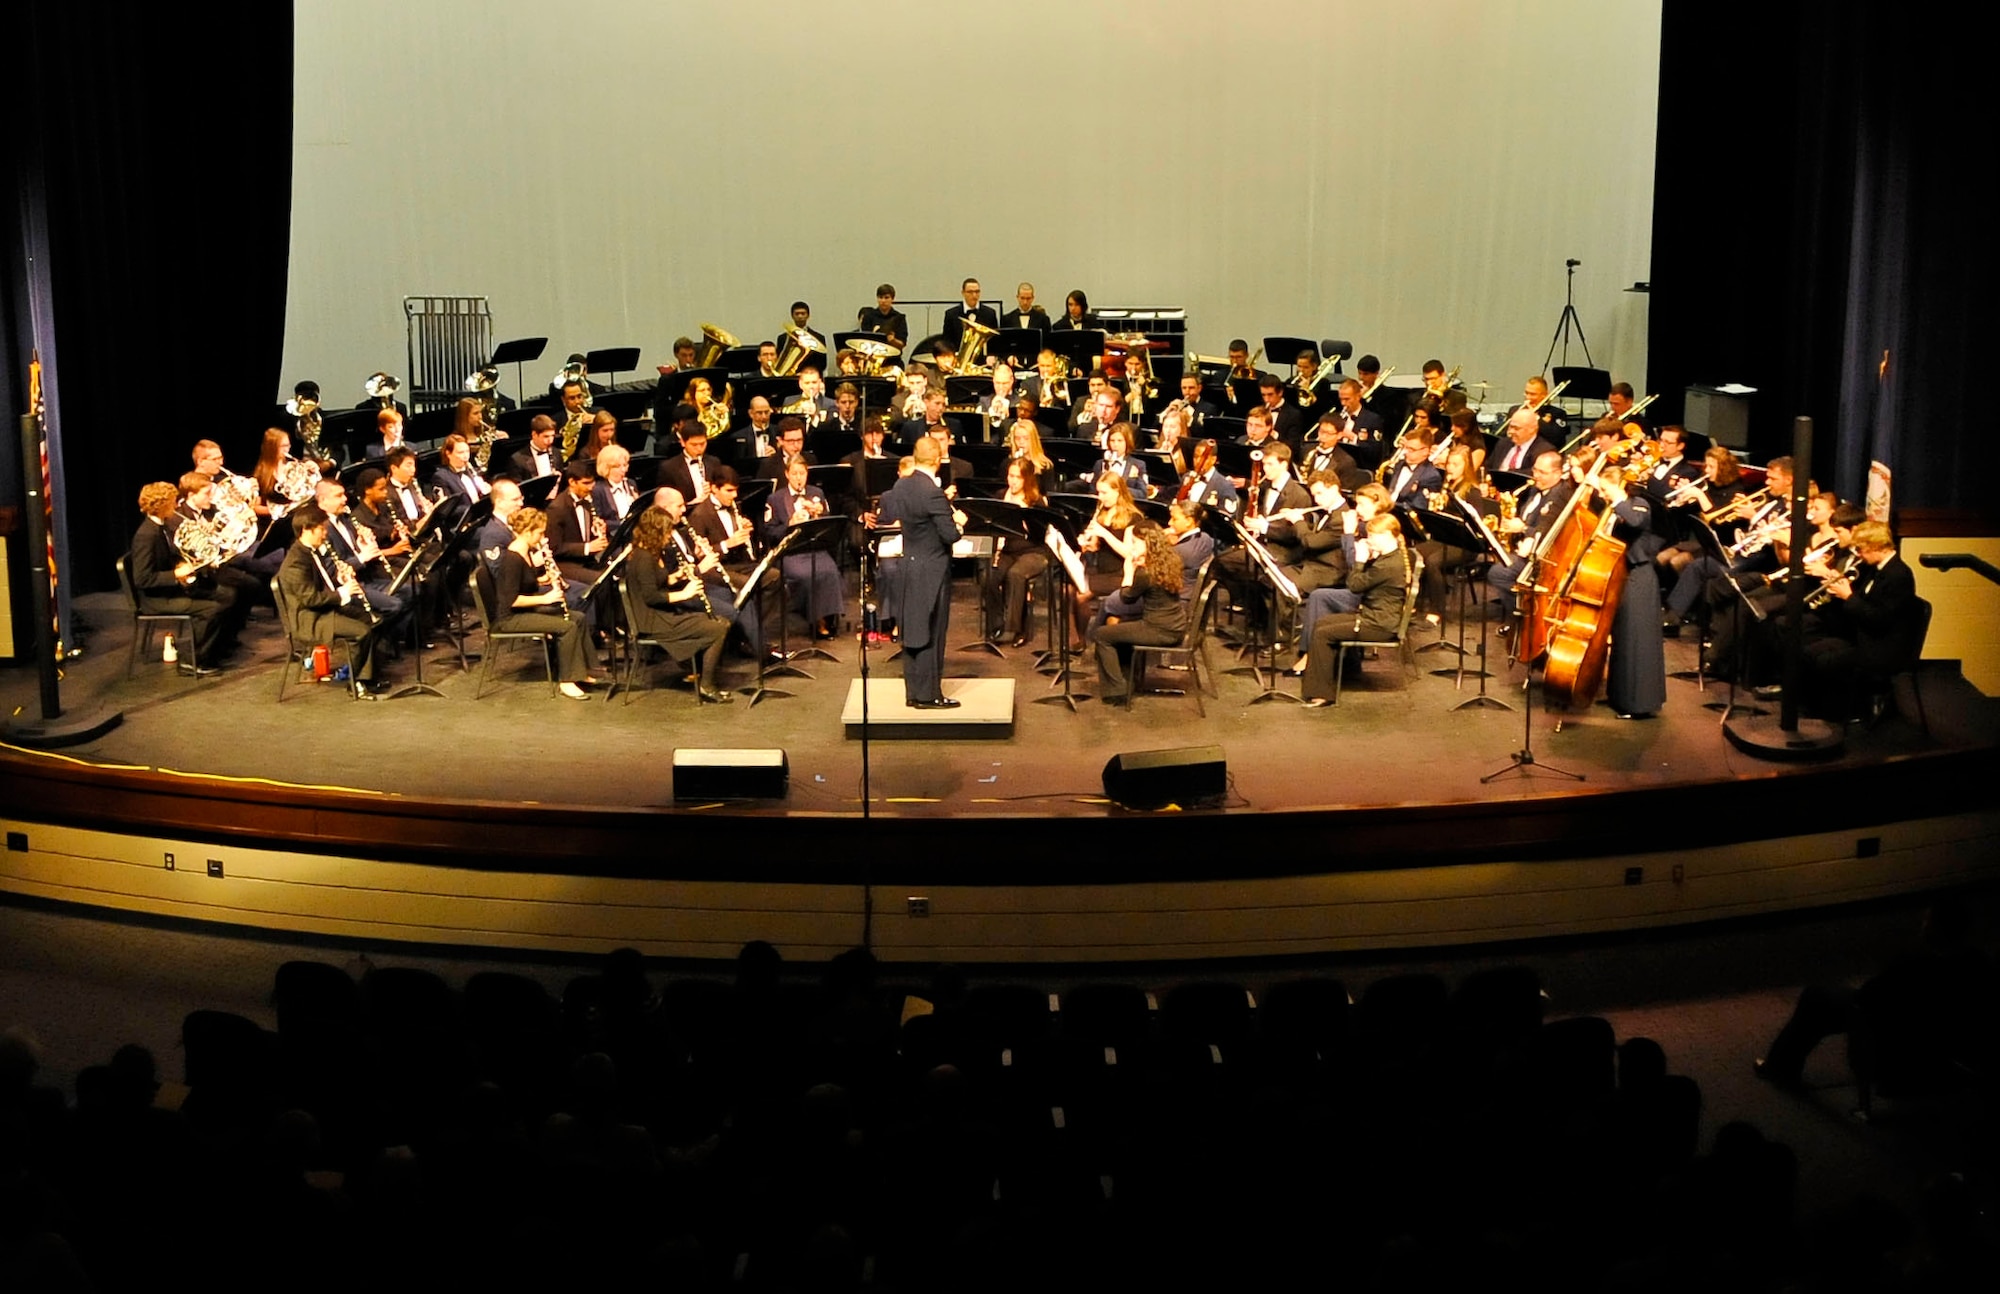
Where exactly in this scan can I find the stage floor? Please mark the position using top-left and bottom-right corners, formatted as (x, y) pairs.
(6, 587), (1991, 821)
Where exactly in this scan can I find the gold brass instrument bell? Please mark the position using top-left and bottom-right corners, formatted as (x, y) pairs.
(695, 323), (739, 370)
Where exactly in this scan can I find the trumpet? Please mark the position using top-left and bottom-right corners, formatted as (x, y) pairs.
(1726, 505), (1789, 558)
(1805, 551), (1862, 609)
(1666, 476), (1715, 509)
(1703, 486), (1769, 526)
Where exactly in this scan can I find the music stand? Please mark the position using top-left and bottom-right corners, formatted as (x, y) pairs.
(776, 514), (847, 665)
(1413, 506), (1480, 667)
(1221, 515), (1305, 704)
(735, 528), (803, 705)
(585, 347), (640, 390)
(991, 327), (1042, 369)
(1480, 562), (1581, 783)
(490, 338), (548, 406)
(1035, 508), (1091, 710)
(1699, 533), (1773, 723)
(1046, 330), (1105, 376)
(956, 498), (1037, 655)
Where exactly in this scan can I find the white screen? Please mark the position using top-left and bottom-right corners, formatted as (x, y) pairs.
(285, 0), (1660, 406)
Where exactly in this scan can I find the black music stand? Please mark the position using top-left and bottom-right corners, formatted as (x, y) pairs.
(735, 528), (803, 706)
(1221, 516), (1304, 704)
(1700, 538), (1773, 723)
(491, 338), (548, 406)
(1410, 506), (1474, 665)
(956, 498), (1037, 655)
(1480, 664), (1584, 784)
(992, 327), (1041, 368)
(1046, 330), (1105, 376)
(1440, 497), (1513, 711)
(776, 514), (848, 665)
(384, 529), (447, 700)
(1034, 509), (1091, 710)
(585, 347), (640, 390)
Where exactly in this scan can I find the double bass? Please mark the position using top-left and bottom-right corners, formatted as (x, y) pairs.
(1510, 446), (1636, 710)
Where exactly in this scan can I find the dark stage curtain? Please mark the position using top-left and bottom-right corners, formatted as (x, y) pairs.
(18, 1), (292, 603)
(1649, 0), (1991, 518)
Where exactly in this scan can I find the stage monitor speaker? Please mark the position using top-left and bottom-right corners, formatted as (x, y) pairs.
(673, 748), (789, 801)
(1101, 745), (1226, 811)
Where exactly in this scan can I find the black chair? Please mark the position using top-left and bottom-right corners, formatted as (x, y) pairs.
(1160, 981), (1258, 1069)
(117, 555), (197, 677)
(1131, 560), (1219, 715)
(468, 568), (557, 698)
(1331, 552), (1425, 705)
(610, 570), (700, 705)
(1259, 977), (1352, 1074)
(269, 574), (358, 702)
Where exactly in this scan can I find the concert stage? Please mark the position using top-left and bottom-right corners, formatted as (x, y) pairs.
(2, 588), (1996, 965)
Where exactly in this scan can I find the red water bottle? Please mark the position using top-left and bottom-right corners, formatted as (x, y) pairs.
(312, 644), (331, 679)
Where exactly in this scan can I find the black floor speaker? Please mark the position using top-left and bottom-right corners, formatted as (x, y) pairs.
(672, 748), (789, 800)
(1101, 745), (1227, 810)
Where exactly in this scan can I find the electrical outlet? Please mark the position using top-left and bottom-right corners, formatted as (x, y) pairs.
(6, 832), (26, 852)
(1624, 866), (1643, 886)
(206, 859), (224, 878)
(1857, 837), (1881, 858)
(907, 896), (930, 918)
(164, 852), (175, 871)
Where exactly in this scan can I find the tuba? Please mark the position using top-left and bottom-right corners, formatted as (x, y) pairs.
(956, 317), (999, 373)
(695, 323), (739, 370)
(363, 372), (401, 410)
(465, 366), (504, 472)
(286, 385), (325, 461)
(772, 325), (826, 377)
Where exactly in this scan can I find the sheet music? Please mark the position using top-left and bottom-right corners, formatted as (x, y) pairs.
(1044, 527), (1088, 588)
(1456, 494), (1511, 560)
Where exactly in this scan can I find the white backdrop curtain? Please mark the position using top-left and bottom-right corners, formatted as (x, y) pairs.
(284, 0), (1660, 405)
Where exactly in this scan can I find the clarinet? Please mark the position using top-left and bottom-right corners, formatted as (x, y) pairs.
(535, 538), (573, 621)
(324, 546), (380, 625)
(672, 534), (718, 619)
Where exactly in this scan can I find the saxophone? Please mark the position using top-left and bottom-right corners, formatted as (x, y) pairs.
(560, 411), (586, 463)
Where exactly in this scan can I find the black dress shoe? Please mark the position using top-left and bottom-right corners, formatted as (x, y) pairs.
(910, 697), (961, 710)
(1009, 635), (1031, 648)
(698, 687), (734, 704)
(176, 662), (219, 678)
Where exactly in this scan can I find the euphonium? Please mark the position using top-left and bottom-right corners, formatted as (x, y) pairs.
(465, 365), (503, 471)
(560, 411), (586, 463)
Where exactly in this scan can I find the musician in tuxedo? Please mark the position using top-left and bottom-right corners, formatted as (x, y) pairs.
(1175, 373), (1220, 431)
(592, 444), (642, 525)
(545, 461), (609, 601)
(974, 363), (1019, 442)
(1300, 513), (1414, 707)
(314, 478), (411, 621)
(1231, 406), (1285, 484)
(689, 465), (772, 658)
(856, 283), (909, 351)
(1638, 424), (1704, 508)
(1330, 380), (1388, 471)
(1490, 407), (1558, 478)
(1279, 471), (1353, 598)
(781, 367), (836, 427)
(624, 504), (732, 703)
(1416, 359), (1467, 421)
(786, 301), (830, 352)
(762, 455), (844, 641)
(942, 277), (1000, 349)
(1068, 385), (1123, 443)
(130, 481), (242, 672)
(841, 420), (895, 519)
(1083, 423), (1149, 496)
(1290, 348), (1333, 411)
(897, 387), (956, 452)
(279, 503), (383, 697)
(431, 433), (492, 512)
(509, 416), (561, 482)
(1382, 428), (1445, 507)
(1024, 349), (1070, 410)
(737, 395), (779, 462)
(1257, 377), (1308, 450)
(1486, 451), (1575, 616)
(364, 408), (407, 461)
(172, 468), (273, 602)
(1505, 375), (1569, 445)
(754, 418), (817, 482)
(1801, 521), (1921, 723)
(811, 382), (866, 460)
(1302, 414), (1364, 488)
(1052, 289), (1097, 332)
(1001, 282), (1051, 332)
(657, 426), (727, 506)
(1217, 443), (1311, 637)
(882, 436), (964, 707)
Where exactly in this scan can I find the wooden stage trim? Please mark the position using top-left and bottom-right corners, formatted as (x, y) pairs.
(2, 808), (1994, 963)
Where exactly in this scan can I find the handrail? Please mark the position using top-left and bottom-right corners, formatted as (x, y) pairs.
(1919, 552), (2000, 587)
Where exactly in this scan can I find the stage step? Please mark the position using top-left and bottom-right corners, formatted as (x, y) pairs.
(841, 678), (1015, 740)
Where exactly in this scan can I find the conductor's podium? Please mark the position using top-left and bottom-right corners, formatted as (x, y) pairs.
(841, 677), (1015, 739)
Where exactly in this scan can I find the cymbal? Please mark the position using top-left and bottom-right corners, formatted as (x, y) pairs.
(1469, 379), (1493, 390)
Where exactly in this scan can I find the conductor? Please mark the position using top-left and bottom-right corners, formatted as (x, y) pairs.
(883, 436), (964, 708)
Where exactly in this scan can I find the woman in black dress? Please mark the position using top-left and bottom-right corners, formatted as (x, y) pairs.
(492, 507), (595, 699)
(985, 457), (1050, 647)
(625, 506), (733, 702)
